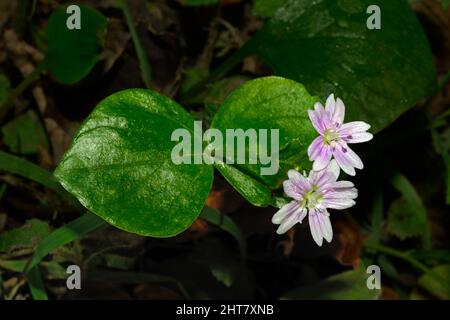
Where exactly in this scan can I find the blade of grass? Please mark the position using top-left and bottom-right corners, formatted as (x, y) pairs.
(88, 270), (190, 299)
(25, 213), (108, 272)
(200, 206), (247, 260)
(120, 0), (152, 88)
(0, 259), (27, 272)
(0, 151), (82, 210)
(27, 266), (48, 300)
(391, 173), (431, 249)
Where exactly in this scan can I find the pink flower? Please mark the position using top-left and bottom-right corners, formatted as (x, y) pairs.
(307, 94), (373, 176)
(272, 161), (357, 246)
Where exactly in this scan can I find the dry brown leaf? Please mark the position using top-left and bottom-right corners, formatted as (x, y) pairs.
(331, 214), (364, 268)
(100, 18), (130, 72)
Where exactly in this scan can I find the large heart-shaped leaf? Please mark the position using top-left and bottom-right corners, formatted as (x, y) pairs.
(45, 4), (107, 84)
(211, 76), (318, 206)
(55, 89), (213, 237)
(248, 0), (436, 132)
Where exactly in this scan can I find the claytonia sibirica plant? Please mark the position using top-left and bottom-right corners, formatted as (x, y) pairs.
(307, 94), (373, 176)
(273, 94), (372, 246)
(272, 160), (357, 246)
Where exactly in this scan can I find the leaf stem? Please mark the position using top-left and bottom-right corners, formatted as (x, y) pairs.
(0, 62), (45, 123)
(120, 0), (152, 88)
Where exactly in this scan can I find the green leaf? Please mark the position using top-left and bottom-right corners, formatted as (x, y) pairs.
(248, 0), (436, 132)
(253, 0), (288, 18)
(200, 207), (247, 259)
(386, 197), (423, 240)
(2, 110), (48, 154)
(214, 162), (272, 207)
(211, 76), (318, 206)
(0, 259), (27, 272)
(389, 173), (431, 248)
(45, 4), (107, 84)
(438, 0), (450, 9)
(26, 213), (107, 272)
(27, 266), (48, 300)
(55, 89), (214, 237)
(0, 73), (10, 105)
(0, 219), (50, 253)
(417, 264), (450, 299)
(281, 269), (381, 300)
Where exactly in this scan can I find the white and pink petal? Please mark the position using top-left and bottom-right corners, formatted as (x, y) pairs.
(272, 201), (299, 224)
(287, 169), (310, 192)
(308, 209), (333, 246)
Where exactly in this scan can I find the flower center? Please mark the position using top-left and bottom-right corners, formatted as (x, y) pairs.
(323, 129), (340, 145)
(302, 186), (323, 209)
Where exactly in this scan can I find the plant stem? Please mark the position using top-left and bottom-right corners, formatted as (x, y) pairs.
(364, 242), (450, 293)
(0, 62), (45, 123)
(120, 0), (152, 88)
(365, 242), (430, 274)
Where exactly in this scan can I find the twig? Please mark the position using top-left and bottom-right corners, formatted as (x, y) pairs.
(0, 62), (45, 123)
